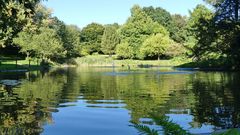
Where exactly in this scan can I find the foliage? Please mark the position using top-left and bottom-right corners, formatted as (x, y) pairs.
(140, 33), (172, 60)
(13, 30), (35, 58)
(142, 6), (172, 30)
(62, 25), (81, 58)
(171, 14), (188, 43)
(0, 0), (41, 46)
(101, 25), (120, 55)
(13, 4), (55, 59)
(134, 115), (191, 135)
(31, 27), (65, 61)
(116, 42), (134, 59)
(184, 2), (240, 69)
(142, 6), (187, 43)
(133, 124), (159, 135)
(185, 4), (216, 60)
(80, 23), (104, 54)
(166, 42), (186, 58)
(119, 5), (168, 59)
(33, 4), (53, 28)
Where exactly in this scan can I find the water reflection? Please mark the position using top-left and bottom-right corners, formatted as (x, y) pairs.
(0, 68), (239, 134)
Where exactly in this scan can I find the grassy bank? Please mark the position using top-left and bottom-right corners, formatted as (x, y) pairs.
(75, 55), (190, 67)
(177, 58), (239, 71)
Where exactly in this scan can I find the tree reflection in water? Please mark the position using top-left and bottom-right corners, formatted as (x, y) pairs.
(0, 68), (239, 134)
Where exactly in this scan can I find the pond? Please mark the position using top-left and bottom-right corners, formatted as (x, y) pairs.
(0, 67), (239, 135)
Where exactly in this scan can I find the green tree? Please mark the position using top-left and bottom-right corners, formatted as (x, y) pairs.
(205, 0), (240, 67)
(116, 42), (134, 59)
(142, 7), (174, 36)
(49, 17), (81, 58)
(13, 30), (35, 58)
(140, 33), (172, 60)
(186, 4), (215, 60)
(119, 5), (168, 59)
(101, 25), (120, 56)
(142, 6), (187, 43)
(31, 27), (65, 63)
(171, 14), (188, 43)
(13, 4), (66, 62)
(80, 23), (104, 54)
(0, 0), (41, 46)
(64, 25), (81, 57)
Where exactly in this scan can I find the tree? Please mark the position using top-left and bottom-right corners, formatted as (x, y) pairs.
(116, 42), (134, 59)
(119, 5), (168, 59)
(101, 25), (120, 56)
(165, 42), (186, 58)
(51, 18), (81, 58)
(80, 23), (104, 54)
(140, 33), (172, 60)
(13, 30), (35, 58)
(171, 14), (188, 43)
(31, 27), (65, 63)
(185, 4), (216, 60)
(143, 6), (186, 43)
(142, 6), (172, 29)
(0, 0), (41, 46)
(64, 25), (81, 57)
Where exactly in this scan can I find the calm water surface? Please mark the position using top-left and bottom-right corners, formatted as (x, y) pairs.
(0, 67), (239, 135)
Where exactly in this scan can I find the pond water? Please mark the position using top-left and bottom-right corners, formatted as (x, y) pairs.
(0, 67), (239, 135)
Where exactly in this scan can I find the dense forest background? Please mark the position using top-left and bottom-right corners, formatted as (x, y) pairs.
(0, 0), (240, 69)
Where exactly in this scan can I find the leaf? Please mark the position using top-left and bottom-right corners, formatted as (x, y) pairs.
(133, 124), (159, 135)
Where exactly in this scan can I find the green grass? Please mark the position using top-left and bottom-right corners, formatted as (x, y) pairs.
(75, 55), (190, 67)
(0, 59), (40, 71)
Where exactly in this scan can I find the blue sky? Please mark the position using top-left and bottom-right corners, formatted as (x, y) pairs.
(43, 0), (208, 28)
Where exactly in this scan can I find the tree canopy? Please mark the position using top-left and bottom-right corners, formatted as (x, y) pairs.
(140, 33), (172, 60)
(80, 23), (104, 55)
(0, 0), (41, 46)
(101, 25), (120, 56)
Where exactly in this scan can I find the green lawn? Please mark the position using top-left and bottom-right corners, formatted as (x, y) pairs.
(0, 59), (40, 71)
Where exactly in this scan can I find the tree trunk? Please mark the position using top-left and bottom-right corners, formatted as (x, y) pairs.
(235, 0), (239, 21)
(26, 52), (30, 59)
(29, 59), (31, 68)
(158, 55), (160, 61)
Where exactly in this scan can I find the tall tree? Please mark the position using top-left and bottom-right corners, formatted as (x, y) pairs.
(171, 14), (188, 43)
(80, 23), (104, 54)
(64, 25), (81, 58)
(50, 18), (81, 58)
(101, 25), (120, 56)
(186, 4), (216, 60)
(143, 6), (184, 42)
(119, 5), (168, 59)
